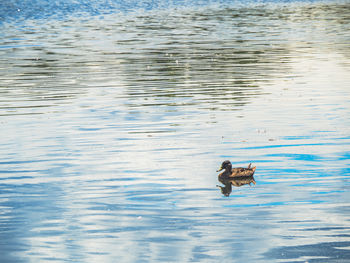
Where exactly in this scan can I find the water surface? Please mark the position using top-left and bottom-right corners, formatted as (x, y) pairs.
(0, 1), (350, 262)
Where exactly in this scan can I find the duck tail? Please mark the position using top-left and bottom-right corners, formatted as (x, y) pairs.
(252, 166), (256, 172)
(248, 163), (252, 169)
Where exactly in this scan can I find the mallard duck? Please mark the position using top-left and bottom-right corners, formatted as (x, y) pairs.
(217, 160), (256, 179)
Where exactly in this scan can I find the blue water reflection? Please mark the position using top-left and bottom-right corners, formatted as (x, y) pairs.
(0, 0), (331, 21)
(1, 0), (350, 262)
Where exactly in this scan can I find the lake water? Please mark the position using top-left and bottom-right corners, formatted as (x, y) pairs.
(1, 0), (350, 262)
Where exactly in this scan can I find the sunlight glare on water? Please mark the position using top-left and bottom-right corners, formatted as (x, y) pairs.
(0, 1), (350, 262)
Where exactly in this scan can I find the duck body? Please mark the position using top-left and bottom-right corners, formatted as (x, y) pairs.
(217, 160), (256, 179)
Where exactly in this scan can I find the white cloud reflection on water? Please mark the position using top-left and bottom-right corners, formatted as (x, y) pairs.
(0, 1), (350, 262)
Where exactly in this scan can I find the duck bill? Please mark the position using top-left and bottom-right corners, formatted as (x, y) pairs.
(216, 166), (223, 172)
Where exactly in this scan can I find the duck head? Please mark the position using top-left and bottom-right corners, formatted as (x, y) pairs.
(216, 160), (232, 172)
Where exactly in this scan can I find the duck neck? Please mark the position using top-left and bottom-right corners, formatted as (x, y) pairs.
(224, 165), (232, 175)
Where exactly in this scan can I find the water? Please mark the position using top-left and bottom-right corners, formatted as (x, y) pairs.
(1, 1), (350, 262)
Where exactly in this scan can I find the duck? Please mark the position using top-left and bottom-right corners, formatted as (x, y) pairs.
(217, 160), (256, 179)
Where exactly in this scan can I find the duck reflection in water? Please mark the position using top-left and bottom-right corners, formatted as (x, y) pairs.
(216, 160), (256, 197)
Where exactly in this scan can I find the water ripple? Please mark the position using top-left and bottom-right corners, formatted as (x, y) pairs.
(0, 1), (350, 262)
